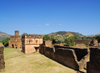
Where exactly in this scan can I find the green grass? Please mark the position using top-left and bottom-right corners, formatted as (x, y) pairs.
(4, 48), (21, 59)
(1, 48), (77, 73)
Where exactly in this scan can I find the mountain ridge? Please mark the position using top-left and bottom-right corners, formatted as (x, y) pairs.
(49, 31), (85, 39)
(0, 31), (99, 41)
(0, 32), (11, 42)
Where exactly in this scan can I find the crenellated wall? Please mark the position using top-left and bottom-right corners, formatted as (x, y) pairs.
(39, 44), (90, 71)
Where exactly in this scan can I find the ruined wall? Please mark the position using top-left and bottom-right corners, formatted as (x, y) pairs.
(0, 43), (5, 71)
(39, 45), (89, 70)
(87, 48), (100, 73)
(91, 39), (98, 46)
(9, 38), (22, 48)
(73, 39), (92, 44)
(43, 40), (52, 47)
(73, 40), (92, 47)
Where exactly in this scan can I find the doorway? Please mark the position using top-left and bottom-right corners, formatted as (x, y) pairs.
(12, 44), (14, 48)
(35, 47), (39, 52)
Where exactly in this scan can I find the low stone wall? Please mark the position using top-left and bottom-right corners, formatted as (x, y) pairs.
(39, 45), (89, 70)
(73, 39), (92, 45)
(87, 48), (100, 73)
(0, 44), (5, 71)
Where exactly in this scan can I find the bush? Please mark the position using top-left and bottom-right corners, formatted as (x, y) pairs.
(94, 35), (100, 43)
(54, 35), (64, 43)
(69, 43), (75, 46)
(64, 36), (78, 46)
(43, 35), (50, 40)
(2, 37), (10, 47)
(85, 42), (89, 45)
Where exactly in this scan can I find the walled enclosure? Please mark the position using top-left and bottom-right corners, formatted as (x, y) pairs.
(22, 34), (43, 54)
(0, 43), (5, 71)
(87, 48), (100, 73)
(9, 31), (22, 49)
(39, 42), (90, 71)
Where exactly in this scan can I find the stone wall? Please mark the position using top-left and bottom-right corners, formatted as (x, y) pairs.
(39, 45), (90, 70)
(73, 39), (92, 45)
(43, 40), (52, 47)
(87, 48), (100, 73)
(0, 43), (5, 71)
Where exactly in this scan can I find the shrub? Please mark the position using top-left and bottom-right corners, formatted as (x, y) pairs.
(64, 36), (78, 46)
(2, 37), (10, 47)
(54, 35), (64, 43)
(85, 42), (89, 45)
(43, 35), (50, 40)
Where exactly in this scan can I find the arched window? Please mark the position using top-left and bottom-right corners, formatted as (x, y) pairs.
(29, 40), (32, 44)
(36, 40), (38, 44)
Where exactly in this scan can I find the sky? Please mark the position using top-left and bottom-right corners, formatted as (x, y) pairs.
(0, 0), (100, 36)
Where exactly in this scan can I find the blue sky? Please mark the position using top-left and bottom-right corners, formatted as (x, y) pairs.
(0, 0), (100, 36)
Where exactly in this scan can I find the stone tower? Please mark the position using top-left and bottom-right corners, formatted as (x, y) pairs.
(15, 31), (19, 36)
(9, 31), (22, 48)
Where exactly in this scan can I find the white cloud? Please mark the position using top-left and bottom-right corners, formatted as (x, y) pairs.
(59, 24), (62, 25)
(46, 24), (49, 26)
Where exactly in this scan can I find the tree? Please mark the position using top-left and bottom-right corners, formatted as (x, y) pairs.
(54, 35), (64, 43)
(82, 37), (93, 40)
(22, 33), (28, 36)
(2, 37), (10, 47)
(50, 34), (54, 41)
(43, 35), (50, 40)
(64, 36), (78, 46)
(94, 35), (100, 43)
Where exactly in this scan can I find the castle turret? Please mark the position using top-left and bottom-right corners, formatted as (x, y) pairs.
(15, 31), (19, 36)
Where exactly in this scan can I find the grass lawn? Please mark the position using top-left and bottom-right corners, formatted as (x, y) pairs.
(1, 48), (77, 73)
(4, 48), (21, 59)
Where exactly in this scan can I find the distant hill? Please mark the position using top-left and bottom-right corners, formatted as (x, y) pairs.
(49, 31), (85, 39)
(86, 34), (100, 37)
(0, 32), (11, 42)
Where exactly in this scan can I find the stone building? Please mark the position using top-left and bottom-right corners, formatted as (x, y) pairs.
(22, 34), (43, 54)
(9, 31), (22, 49)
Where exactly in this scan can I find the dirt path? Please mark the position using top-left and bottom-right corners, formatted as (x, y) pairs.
(15, 49), (24, 55)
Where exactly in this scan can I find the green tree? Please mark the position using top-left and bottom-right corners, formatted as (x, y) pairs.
(43, 35), (50, 40)
(82, 37), (93, 40)
(22, 33), (28, 36)
(85, 42), (89, 45)
(64, 36), (78, 46)
(94, 35), (100, 43)
(50, 34), (54, 41)
(54, 35), (64, 43)
(2, 37), (10, 47)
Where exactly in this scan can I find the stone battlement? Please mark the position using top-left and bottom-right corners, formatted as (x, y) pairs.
(22, 34), (43, 39)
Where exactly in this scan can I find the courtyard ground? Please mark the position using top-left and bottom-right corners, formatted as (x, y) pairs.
(1, 48), (77, 73)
